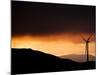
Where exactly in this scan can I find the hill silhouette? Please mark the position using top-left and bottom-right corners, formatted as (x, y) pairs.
(60, 54), (95, 62)
(11, 48), (96, 74)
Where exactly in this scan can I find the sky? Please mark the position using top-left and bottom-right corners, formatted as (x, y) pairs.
(12, 1), (96, 57)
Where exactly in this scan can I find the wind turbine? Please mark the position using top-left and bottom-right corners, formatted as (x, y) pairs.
(80, 33), (93, 62)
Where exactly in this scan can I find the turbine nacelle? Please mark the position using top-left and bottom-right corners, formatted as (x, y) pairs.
(85, 40), (89, 43)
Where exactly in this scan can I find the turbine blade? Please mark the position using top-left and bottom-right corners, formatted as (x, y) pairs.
(87, 33), (93, 41)
(80, 34), (86, 41)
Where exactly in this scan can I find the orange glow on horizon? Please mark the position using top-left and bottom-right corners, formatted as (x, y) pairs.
(12, 34), (96, 56)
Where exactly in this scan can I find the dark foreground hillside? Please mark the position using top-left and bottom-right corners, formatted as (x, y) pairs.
(11, 48), (96, 74)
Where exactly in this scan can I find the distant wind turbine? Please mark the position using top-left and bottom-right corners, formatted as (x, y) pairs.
(80, 33), (94, 62)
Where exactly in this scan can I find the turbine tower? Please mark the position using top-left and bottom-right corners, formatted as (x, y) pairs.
(80, 33), (93, 62)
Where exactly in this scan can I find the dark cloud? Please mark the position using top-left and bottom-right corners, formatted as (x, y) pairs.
(12, 1), (96, 36)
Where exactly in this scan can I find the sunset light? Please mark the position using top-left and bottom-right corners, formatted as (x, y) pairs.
(12, 34), (95, 56)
